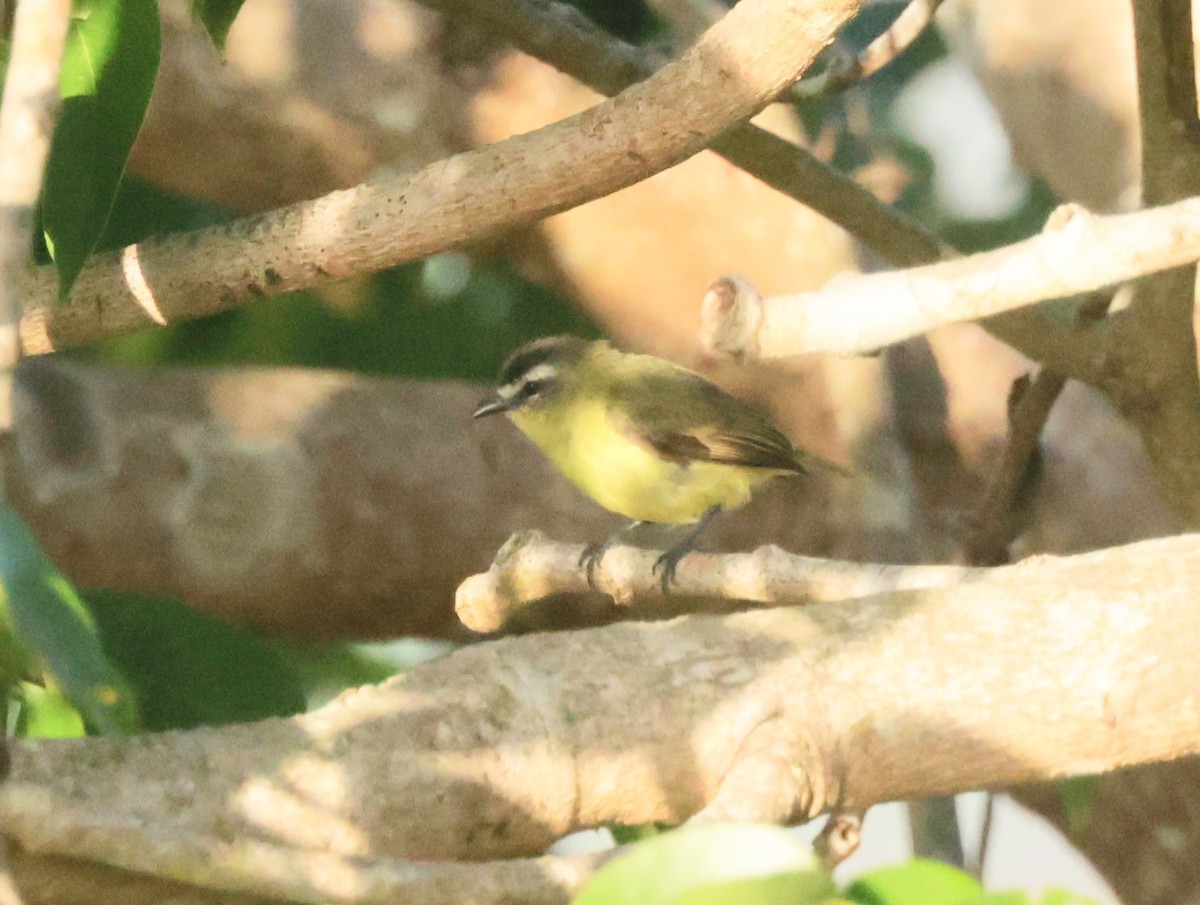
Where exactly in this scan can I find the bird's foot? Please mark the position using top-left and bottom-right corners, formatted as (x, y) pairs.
(650, 508), (718, 595)
(580, 521), (645, 590)
(651, 546), (691, 595)
(579, 542), (609, 589)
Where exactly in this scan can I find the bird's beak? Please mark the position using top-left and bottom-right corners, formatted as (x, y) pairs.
(472, 395), (509, 419)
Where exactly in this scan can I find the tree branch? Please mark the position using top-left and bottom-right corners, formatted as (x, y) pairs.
(4, 534), (1200, 904)
(698, 198), (1200, 380)
(0, 0), (70, 377)
(418, 0), (950, 268)
(455, 530), (981, 632)
(793, 0), (948, 98)
(16, 0), (864, 354)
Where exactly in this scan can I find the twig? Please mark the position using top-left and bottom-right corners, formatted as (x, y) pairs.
(455, 530), (986, 632)
(15, 0), (863, 354)
(968, 792), (996, 879)
(959, 370), (1066, 566)
(699, 198), (1200, 369)
(793, 0), (948, 98)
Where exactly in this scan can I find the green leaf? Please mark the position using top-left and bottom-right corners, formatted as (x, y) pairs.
(85, 590), (306, 730)
(191, 0), (245, 53)
(42, 0), (161, 297)
(845, 860), (984, 905)
(574, 823), (834, 905)
(0, 505), (138, 733)
(16, 682), (86, 738)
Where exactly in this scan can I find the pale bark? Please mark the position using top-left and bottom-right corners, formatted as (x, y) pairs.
(15, 0), (863, 354)
(698, 197), (1200, 370)
(2, 534), (1198, 904)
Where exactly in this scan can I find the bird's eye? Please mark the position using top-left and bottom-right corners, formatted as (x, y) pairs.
(519, 379), (544, 400)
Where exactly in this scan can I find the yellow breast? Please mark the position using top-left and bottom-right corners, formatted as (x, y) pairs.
(509, 400), (775, 524)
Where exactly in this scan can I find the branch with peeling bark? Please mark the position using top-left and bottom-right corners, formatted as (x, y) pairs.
(4, 534), (1200, 904)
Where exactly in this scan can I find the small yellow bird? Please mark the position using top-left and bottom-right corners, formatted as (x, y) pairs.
(473, 336), (847, 591)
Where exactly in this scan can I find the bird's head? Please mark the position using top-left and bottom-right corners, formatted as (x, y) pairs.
(473, 335), (592, 419)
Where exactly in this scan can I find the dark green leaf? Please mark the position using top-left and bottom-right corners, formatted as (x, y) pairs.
(42, 0), (160, 297)
(85, 590), (306, 730)
(0, 505), (138, 733)
(574, 823), (834, 905)
(845, 860), (984, 905)
(191, 0), (244, 53)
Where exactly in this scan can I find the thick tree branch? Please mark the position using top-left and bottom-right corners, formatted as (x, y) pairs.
(419, 0), (950, 269)
(16, 0), (863, 354)
(698, 198), (1200, 378)
(3, 534), (1200, 904)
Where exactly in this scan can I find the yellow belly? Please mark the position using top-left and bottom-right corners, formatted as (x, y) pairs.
(510, 402), (776, 524)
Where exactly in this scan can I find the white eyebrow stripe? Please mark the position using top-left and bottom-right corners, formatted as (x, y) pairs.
(522, 363), (559, 384)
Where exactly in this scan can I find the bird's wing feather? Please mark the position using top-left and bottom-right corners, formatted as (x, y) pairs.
(606, 366), (807, 473)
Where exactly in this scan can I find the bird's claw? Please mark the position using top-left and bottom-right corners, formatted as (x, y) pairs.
(579, 543), (607, 589)
(651, 549), (686, 595)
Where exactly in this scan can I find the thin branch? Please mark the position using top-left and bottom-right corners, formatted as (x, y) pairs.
(15, 0), (864, 353)
(793, 0), (948, 98)
(958, 370), (1066, 566)
(6, 534), (1200, 904)
(456, 531), (980, 632)
(699, 198), (1200, 374)
(0, 0), (70, 381)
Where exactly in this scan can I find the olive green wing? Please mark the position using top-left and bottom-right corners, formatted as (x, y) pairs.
(607, 369), (810, 473)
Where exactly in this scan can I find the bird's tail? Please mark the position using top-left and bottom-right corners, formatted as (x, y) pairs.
(795, 448), (854, 477)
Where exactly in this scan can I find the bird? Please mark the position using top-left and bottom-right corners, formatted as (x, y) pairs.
(473, 335), (848, 592)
